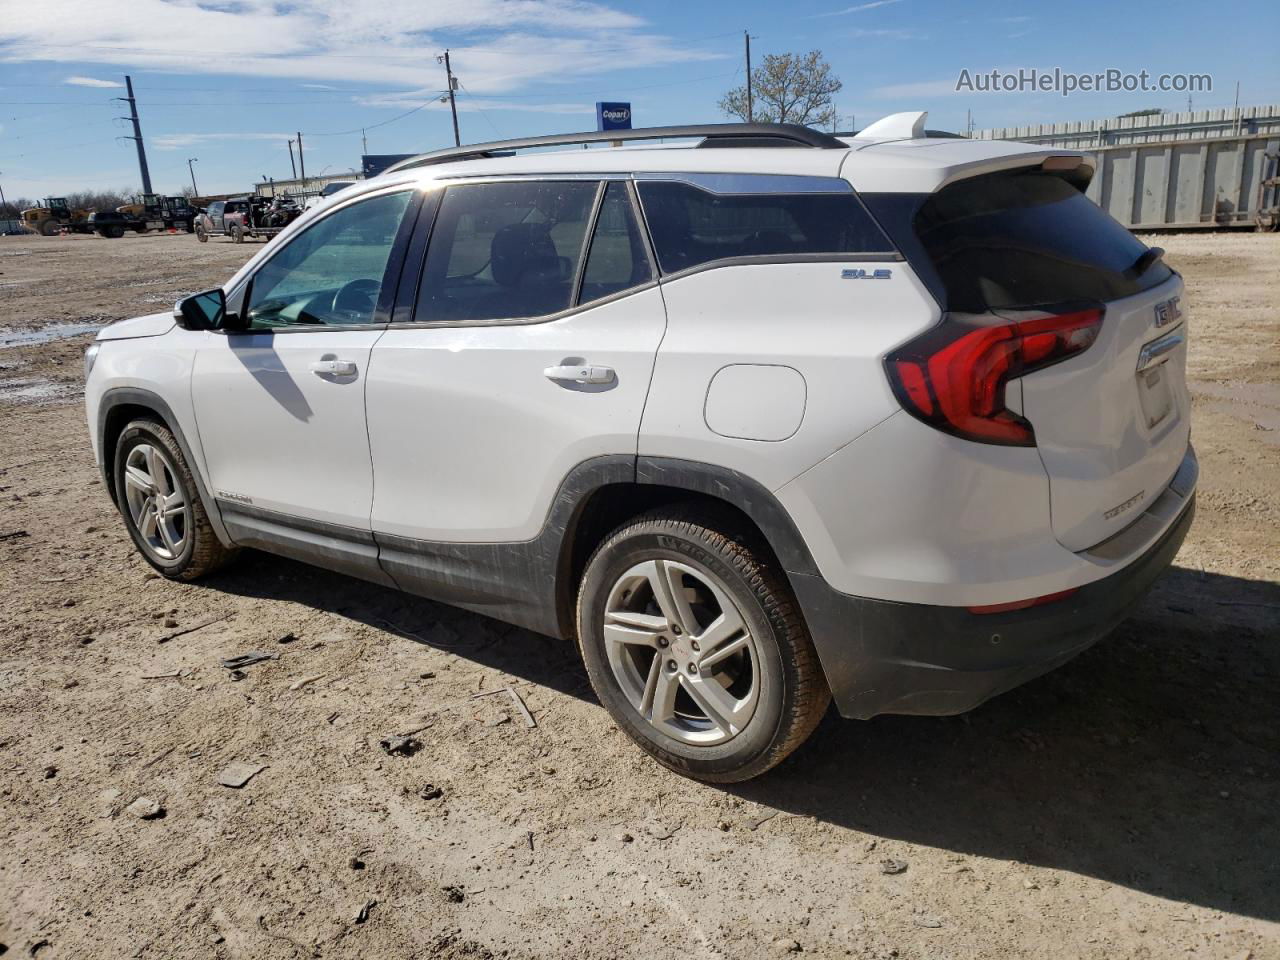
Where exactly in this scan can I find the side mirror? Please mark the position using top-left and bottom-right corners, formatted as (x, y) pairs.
(173, 288), (226, 330)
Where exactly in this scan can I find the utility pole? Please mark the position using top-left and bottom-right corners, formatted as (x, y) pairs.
(187, 157), (199, 195)
(114, 75), (153, 195)
(362, 128), (368, 156)
(744, 31), (754, 122)
(0, 173), (10, 219)
(438, 50), (461, 147)
(286, 139), (297, 179)
(296, 131), (306, 184)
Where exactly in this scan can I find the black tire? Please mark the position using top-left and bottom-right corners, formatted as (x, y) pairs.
(195, 222), (208, 243)
(576, 510), (830, 783)
(40, 219), (61, 237)
(104, 224), (125, 239)
(230, 224), (244, 244)
(113, 418), (237, 581)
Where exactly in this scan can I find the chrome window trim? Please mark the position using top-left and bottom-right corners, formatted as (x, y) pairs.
(631, 171), (854, 195)
(388, 278), (662, 331)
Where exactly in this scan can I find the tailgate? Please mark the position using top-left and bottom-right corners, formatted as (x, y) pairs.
(1015, 278), (1190, 550)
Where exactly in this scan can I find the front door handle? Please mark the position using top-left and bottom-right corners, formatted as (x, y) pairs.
(310, 358), (357, 377)
(544, 363), (614, 385)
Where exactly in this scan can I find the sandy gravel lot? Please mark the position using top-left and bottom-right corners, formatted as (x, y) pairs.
(0, 230), (1277, 960)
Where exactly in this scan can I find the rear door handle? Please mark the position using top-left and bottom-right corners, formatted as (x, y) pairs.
(310, 358), (357, 377)
(544, 363), (614, 385)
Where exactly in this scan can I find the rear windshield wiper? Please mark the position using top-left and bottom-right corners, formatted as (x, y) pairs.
(1130, 246), (1165, 277)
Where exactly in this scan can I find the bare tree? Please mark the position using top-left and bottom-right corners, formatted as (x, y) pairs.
(720, 50), (842, 127)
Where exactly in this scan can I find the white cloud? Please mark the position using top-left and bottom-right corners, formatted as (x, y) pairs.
(152, 131), (293, 150)
(0, 1), (716, 94)
(64, 75), (124, 88)
(810, 0), (904, 19)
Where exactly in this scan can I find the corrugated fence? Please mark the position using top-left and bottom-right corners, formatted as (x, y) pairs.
(975, 105), (1280, 230)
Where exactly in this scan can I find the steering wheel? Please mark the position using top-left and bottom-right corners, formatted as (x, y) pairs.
(330, 278), (381, 321)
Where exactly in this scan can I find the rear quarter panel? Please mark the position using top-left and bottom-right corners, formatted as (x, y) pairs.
(638, 260), (939, 491)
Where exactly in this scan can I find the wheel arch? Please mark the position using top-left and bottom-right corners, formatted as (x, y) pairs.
(554, 456), (821, 641)
(97, 387), (232, 545)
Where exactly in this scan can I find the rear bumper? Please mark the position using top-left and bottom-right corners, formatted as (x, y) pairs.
(791, 493), (1195, 720)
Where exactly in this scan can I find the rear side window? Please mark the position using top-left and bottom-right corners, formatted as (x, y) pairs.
(580, 181), (652, 302)
(417, 180), (596, 322)
(915, 169), (1173, 312)
(636, 179), (895, 274)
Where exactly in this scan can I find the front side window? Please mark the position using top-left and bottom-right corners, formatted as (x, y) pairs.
(244, 190), (413, 329)
(416, 180), (597, 323)
(636, 179), (895, 274)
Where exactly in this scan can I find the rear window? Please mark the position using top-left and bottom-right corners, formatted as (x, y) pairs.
(915, 169), (1172, 312)
(636, 180), (895, 274)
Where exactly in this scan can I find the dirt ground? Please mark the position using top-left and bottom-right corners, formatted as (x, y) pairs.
(0, 230), (1277, 960)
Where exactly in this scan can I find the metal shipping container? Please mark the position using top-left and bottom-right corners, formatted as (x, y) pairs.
(976, 105), (1280, 231)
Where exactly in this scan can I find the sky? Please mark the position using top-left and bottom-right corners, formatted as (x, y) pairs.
(1, 0), (1277, 199)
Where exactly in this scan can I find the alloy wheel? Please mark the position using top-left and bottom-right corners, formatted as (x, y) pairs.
(122, 443), (190, 561)
(602, 559), (760, 746)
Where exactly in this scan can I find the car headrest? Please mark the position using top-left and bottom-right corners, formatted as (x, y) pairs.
(491, 222), (561, 288)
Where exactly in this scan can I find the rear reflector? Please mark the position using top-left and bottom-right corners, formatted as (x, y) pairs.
(885, 306), (1104, 446)
(967, 588), (1078, 615)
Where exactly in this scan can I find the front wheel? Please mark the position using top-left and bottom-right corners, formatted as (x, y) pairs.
(577, 511), (829, 782)
(195, 223), (208, 243)
(113, 419), (237, 580)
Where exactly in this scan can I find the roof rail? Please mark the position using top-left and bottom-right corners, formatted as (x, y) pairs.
(384, 123), (847, 174)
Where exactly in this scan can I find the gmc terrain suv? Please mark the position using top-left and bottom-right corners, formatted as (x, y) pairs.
(85, 117), (1195, 782)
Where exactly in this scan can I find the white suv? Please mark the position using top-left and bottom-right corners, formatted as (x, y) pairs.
(85, 116), (1195, 782)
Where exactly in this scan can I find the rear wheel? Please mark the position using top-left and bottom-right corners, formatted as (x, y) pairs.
(577, 511), (829, 782)
(113, 419), (237, 580)
(230, 224), (244, 244)
(40, 219), (60, 236)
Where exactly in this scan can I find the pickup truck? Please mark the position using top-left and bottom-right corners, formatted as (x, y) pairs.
(195, 195), (301, 243)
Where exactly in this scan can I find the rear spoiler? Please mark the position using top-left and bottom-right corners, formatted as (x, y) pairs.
(842, 142), (1095, 194)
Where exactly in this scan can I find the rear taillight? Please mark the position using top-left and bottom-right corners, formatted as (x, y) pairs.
(885, 307), (1104, 446)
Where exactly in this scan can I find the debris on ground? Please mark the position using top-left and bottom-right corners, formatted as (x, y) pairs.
(0, 529), (29, 541)
(747, 810), (780, 831)
(379, 734), (422, 756)
(354, 899), (377, 924)
(217, 762), (267, 789)
(471, 686), (537, 728)
(157, 613), (232, 644)
(418, 783), (444, 800)
(441, 885), (466, 903)
(879, 859), (908, 875)
(771, 937), (801, 954)
(125, 796), (164, 820)
(219, 650), (278, 671)
(288, 674), (324, 691)
(140, 670), (181, 680)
